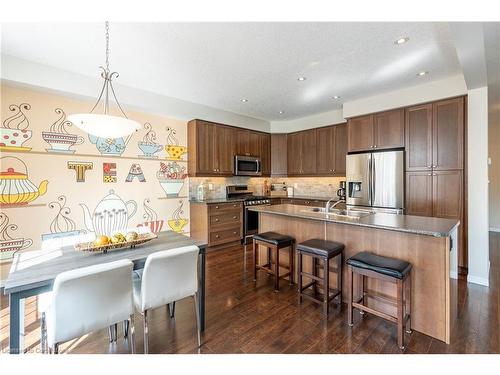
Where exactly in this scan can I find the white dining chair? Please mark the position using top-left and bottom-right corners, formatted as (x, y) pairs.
(40, 259), (135, 354)
(132, 245), (200, 353)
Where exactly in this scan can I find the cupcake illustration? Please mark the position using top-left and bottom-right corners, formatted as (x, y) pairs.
(157, 161), (187, 197)
(165, 127), (187, 160)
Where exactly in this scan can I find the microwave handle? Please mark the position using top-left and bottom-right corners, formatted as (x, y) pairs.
(257, 159), (261, 173)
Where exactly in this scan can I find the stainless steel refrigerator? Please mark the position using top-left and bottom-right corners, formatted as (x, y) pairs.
(346, 150), (404, 212)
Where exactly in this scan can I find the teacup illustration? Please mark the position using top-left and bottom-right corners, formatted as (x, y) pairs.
(0, 237), (33, 262)
(167, 218), (188, 233)
(0, 128), (32, 149)
(42, 132), (84, 154)
(137, 220), (164, 234)
(165, 145), (188, 160)
(138, 141), (163, 158)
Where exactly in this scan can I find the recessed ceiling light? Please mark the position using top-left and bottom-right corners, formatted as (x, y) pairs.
(332, 96), (341, 100)
(279, 111), (284, 114)
(394, 37), (409, 45)
(417, 71), (429, 77)
(241, 99), (248, 102)
(297, 76), (307, 81)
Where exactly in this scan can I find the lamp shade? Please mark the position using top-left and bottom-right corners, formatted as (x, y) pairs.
(67, 113), (140, 139)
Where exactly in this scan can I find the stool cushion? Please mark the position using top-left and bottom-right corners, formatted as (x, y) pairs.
(253, 232), (294, 246)
(346, 252), (412, 280)
(297, 239), (344, 258)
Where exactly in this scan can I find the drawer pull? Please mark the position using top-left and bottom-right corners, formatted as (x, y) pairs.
(215, 206), (219, 209)
(215, 234), (220, 239)
(233, 216), (237, 219)
(233, 231), (237, 235)
(215, 218), (219, 222)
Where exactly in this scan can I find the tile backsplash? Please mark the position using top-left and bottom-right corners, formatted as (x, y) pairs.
(189, 176), (345, 199)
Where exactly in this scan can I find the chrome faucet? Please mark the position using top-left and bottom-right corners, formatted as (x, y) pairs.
(325, 198), (345, 212)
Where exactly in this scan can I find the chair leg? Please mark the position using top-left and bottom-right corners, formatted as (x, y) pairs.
(168, 301), (176, 319)
(406, 273), (412, 334)
(143, 310), (149, 354)
(123, 320), (129, 338)
(348, 266), (354, 327)
(298, 252), (303, 304)
(193, 293), (202, 347)
(40, 312), (47, 354)
(253, 240), (258, 281)
(397, 279), (405, 350)
(274, 246), (280, 292)
(52, 343), (59, 354)
(288, 243), (294, 285)
(323, 257), (330, 317)
(129, 315), (136, 354)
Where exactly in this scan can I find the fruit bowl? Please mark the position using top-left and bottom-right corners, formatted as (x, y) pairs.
(74, 232), (157, 253)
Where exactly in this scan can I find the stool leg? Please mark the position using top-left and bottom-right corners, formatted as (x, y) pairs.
(337, 254), (342, 305)
(298, 252), (303, 304)
(397, 279), (405, 350)
(274, 246), (280, 292)
(289, 243), (294, 285)
(323, 257), (330, 317)
(406, 273), (412, 334)
(359, 275), (365, 315)
(312, 257), (318, 296)
(348, 266), (354, 327)
(253, 240), (258, 281)
(267, 247), (271, 268)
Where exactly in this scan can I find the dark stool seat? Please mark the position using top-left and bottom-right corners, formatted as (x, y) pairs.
(347, 251), (412, 350)
(297, 238), (344, 317)
(253, 232), (294, 246)
(298, 239), (344, 258)
(346, 251), (412, 279)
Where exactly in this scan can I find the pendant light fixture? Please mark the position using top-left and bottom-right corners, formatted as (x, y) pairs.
(68, 22), (140, 138)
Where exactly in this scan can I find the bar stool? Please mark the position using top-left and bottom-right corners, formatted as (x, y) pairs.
(253, 232), (295, 292)
(297, 239), (344, 317)
(346, 251), (412, 350)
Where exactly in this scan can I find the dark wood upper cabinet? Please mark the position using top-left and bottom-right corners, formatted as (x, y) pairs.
(301, 129), (317, 175)
(405, 104), (433, 171)
(259, 132), (271, 176)
(215, 125), (234, 175)
(433, 97), (464, 171)
(373, 109), (405, 150)
(405, 171), (433, 217)
(234, 128), (250, 156)
(315, 123), (347, 176)
(287, 132), (303, 175)
(271, 134), (287, 176)
(348, 115), (374, 152)
(334, 123), (347, 174)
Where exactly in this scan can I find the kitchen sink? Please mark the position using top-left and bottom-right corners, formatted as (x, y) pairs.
(301, 207), (374, 219)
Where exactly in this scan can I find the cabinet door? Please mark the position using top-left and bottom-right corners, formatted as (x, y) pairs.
(334, 123), (347, 175)
(248, 131), (261, 157)
(196, 121), (217, 174)
(214, 125), (234, 175)
(259, 133), (271, 176)
(301, 129), (317, 175)
(432, 97), (464, 170)
(433, 170), (463, 219)
(234, 129), (250, 156)
(316, 126), (335, 175)
(405, 171), (433, 216)
(405, 104), (433, 171)
(287, 132), (302, 175)
(373, 109), (405, 150)
(271, 134), (287, 176)
(348, 115), (374, 152)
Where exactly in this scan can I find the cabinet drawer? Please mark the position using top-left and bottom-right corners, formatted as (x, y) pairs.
(209, 211), (242, 227)
(209, 226), (241, 245)
(208, 202), (242, 215)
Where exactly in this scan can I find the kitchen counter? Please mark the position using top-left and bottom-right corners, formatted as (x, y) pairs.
(282, 195), (341, 201)
(189, 197), (246, 204)
(248, 204), (458, 237)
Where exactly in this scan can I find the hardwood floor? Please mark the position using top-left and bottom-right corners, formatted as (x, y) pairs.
(1, 233), (499, 354)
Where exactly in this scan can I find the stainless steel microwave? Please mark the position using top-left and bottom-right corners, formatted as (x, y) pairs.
(234, 155), (262, 176)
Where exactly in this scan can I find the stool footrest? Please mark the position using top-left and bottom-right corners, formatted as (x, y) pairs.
(300, 288), (341, 306)
(299, 271), (324, 282)
(352, 302), (397, 323)
(256, 264), (291, 279)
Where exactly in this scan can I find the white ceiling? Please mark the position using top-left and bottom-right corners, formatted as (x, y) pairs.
(1, 22), (463, 121)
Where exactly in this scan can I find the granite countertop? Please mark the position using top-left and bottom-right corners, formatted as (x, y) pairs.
(248, 204), (459, 237)
(189, 195), (340, 204)
(282, 195), (340, 202)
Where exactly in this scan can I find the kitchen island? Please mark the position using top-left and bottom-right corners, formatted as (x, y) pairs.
(248, 204), (459, 344)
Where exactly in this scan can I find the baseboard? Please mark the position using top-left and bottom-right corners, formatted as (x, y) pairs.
(467, 275), (489, 287)
(489, 227), (500, 232)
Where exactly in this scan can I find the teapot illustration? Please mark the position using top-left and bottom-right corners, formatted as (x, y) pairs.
(89, 134), (127, 156)
(80, 190), (137, 236)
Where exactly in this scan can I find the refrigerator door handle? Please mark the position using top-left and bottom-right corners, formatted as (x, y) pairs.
(368, 154), (373, 206)
(371, 155), (376, 206)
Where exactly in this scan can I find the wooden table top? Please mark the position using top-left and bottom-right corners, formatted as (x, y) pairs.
(3, 231), (206, 294)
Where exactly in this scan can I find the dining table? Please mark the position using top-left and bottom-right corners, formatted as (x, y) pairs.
(3, 230), (207, 354)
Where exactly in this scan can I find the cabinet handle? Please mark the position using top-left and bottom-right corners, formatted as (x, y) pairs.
(213, 169), (217, 172)
(215, 234), (220, 239)
(233, 231), (238, 235)
(332, 169), (335, 173)
(215, 206), (219, 209)
(233, 216), (237, 219)
(215, 218), (219, 222)
(428, 173), (432, 176)
(433, 173), (437, 176)
(373, 145), (377, 148)
(233, 204), (237, 207)
(370, 145), (373, 149)
(427, 165), (432, 169)
(432, 165), (436, 168)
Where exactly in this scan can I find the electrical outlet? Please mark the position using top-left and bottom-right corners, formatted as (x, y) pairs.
(208, 183), (213, 191)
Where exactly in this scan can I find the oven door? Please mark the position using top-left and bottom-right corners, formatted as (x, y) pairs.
(244, 206), (259, 241)
(234, 155), (262, 176)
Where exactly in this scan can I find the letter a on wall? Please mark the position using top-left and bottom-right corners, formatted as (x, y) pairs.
(125, 163), (146, 182)
(103, 162), (117, 183)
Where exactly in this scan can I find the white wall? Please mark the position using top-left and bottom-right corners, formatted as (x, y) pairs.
(0, 54), (271, 132)
(270, 109), (345, 133)
(342, 75), (467, 118)
(467, 87), (490, 286)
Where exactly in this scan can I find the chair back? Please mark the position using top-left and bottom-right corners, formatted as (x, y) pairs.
(139, 245), (199, 312)
(46, 259), (133, 346)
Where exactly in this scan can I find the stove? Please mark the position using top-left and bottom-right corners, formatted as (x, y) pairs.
(226, 185), (271, 243)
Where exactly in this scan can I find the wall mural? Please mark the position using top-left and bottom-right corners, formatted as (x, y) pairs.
(125, 163), (146, 182)
(67, 161), (93, 182)
(41, 195), (85, 242)
(0, 156), (48, 207)
(0, 212), (33, 263)
(0, 103), (33, 152)
(42, 108), (85, 154)
(80, 189), (137, 236)
(165, 127), (187, 160)
(168, 200), (189, 233)
(157, 161), (187, 197)
(89, 134), (132, 156)
(137, 198), (164, 233)
(103, 162), (117, 183)
(138, 122), (163, 159)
